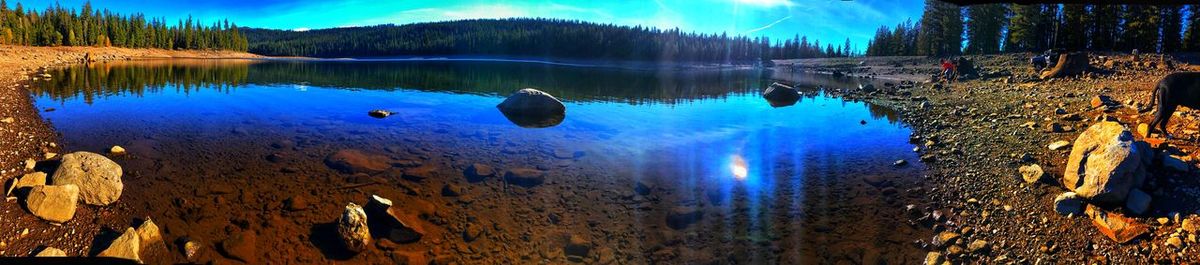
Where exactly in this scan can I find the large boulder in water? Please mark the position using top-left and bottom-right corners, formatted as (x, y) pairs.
(52, 151), (123, 206)
(1062, 122), (1152, 203)
(497, 88), (566, 128)
(762, 83), (800, 107)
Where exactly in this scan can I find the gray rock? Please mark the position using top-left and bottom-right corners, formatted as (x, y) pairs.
(338, 202), (371, 253)
(25, 184), (79, 223)
(1125, 189), (1151, 215)
(98, 227), (141, 263)
(1054, 192), (1084, 216)
(564, 234), (592, 261)
(52, 152), (124, 206)
(464, 163), (496, 182)
(496, 88), (566, 116)
(1062, 122), (1151, 203)
(1162, 155), (1189, 173)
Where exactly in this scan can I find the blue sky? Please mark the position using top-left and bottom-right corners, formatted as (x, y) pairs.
(10, 0), (925, 50)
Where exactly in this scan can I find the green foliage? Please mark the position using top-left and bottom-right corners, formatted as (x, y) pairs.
(917, 0), (963, 56)
(0, 1), (246, 51)
(1057, 4), (1088, 51)
(1159, 6), (1182, 53)
(1120, 5), (1159, 52)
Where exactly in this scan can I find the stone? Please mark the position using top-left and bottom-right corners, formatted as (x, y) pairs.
(1085, 205), (1148, 243)
(285, 196), (309, 211)
(762, 83), (801, 107)
(136, 219), (163, 248)
(1137, 123), (1149, 136)
(182, 240), (202, 262)
(496, 88), (566, 116)
(1166, 237), (1184, 249)
(666, 206), (703, 230)
(1183, 217), (1200, 233)
(504, 168), (546, 187)
(862, 175), (891, 187)
(1125, 189), (1151, 215)
(402, 165), (437, 181)
(0, 117), (12, 123)
(7, 172), (47, 197)
(923, 252), (945, 265)
(98, 227), (141, 263)
(25, 184), (79, 223)
(932, 232), (960, 248)
(1053, 192), (1084, 216)
(892, 160), (908, 167)
(1047, 140), (1071, 151)
(441, 183), (462, 197)
(634, 181), (652, 196)
(368, 109), (392, 118)
(1062, 122), (1151, 203)
(967, 240), (990, 253)
(325, 149), (391, 174)
(220, 231), (256, 263)
(338, 202), (372, 253)
(365, 195), (426, 243)
(564, 234), (592, 261)
(1019, 164), (1044, 184)
(1163, 155), (1189, 172)
(462, 223), (485, 242)
(52, 152), (124, 206)
(25, 158), (36, 170)
(35, 247), (66, 257)
(464, 163), (496, 182)
(110, 145), (126, 155)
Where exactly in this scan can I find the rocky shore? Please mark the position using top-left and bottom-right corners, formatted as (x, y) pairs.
(0, 45), (257, 260)
(777, 53), (1200, 263)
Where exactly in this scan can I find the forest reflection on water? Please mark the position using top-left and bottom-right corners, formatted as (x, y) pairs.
(31, 59), (926, 264)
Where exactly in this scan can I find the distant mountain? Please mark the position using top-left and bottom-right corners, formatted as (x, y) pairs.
(243, 18), (790, 64)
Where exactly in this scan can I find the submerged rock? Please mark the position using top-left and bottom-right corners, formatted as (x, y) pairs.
(25, 184), (79, 223)
(497, 88), (566, 128)
(98, 227), (141, 263)
(564, 234), (592, 261)
(338, 202), (372, 253)
(463, 163), (496, 182)
(666, 206), (703, 230)
(1125, 189), (1151, 215)
(365, 195), (426, 244)
(325, 149), (391, 174)
(52, 152), (124, 206)
(220, 231), (257, 263)
(1062, 122), (1151, 203)
(504, 168), (546, 187)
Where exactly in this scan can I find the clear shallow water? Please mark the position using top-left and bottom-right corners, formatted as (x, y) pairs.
(32, 59), (929, 264)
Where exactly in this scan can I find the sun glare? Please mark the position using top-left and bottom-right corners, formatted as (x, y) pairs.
(730, 155), (749, 180)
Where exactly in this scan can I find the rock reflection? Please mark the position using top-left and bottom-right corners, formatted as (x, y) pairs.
(498, 110), (565, 128)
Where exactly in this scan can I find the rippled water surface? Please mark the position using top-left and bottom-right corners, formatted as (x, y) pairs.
(32, 59), (929, 264)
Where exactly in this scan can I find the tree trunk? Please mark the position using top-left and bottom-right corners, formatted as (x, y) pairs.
(1040, 52), (1089, 79)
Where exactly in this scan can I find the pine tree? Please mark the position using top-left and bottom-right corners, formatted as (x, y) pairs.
(964, 4), (1006, 54)
(1120, 5), (1159, 52)
(1185, 5), (1200, 52)
(1006, 4), (1045, 52)
(1159, 5), (1182, 53)
(917, 0), (963, 56)
(1057, 4), (1089, 50)
(1090, 4), (1120, 51)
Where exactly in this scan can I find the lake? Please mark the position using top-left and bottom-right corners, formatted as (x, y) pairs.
(31, 59), (929, 264)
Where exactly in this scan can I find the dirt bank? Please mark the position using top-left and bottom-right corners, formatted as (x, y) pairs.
(776, 53), (1200, 263)
(0, 45), (259, 258)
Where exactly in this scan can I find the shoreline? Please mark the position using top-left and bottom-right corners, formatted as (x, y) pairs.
(779, 54), (1200, 263)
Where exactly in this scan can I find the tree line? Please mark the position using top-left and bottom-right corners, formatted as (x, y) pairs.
(867, 2), (1200, 56)
(0, 1), (247, 50)
(243, 18), (855, 63)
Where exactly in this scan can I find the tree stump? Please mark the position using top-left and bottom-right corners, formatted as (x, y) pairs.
(1040, 52), (1089, 79)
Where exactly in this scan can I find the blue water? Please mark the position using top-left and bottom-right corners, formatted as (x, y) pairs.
(31, 59), (928, 263)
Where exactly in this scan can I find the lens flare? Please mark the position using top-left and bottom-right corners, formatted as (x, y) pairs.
(730, 155), (748, 180)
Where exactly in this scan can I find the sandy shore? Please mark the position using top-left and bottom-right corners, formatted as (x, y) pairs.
(777, 53), (1200, 263)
